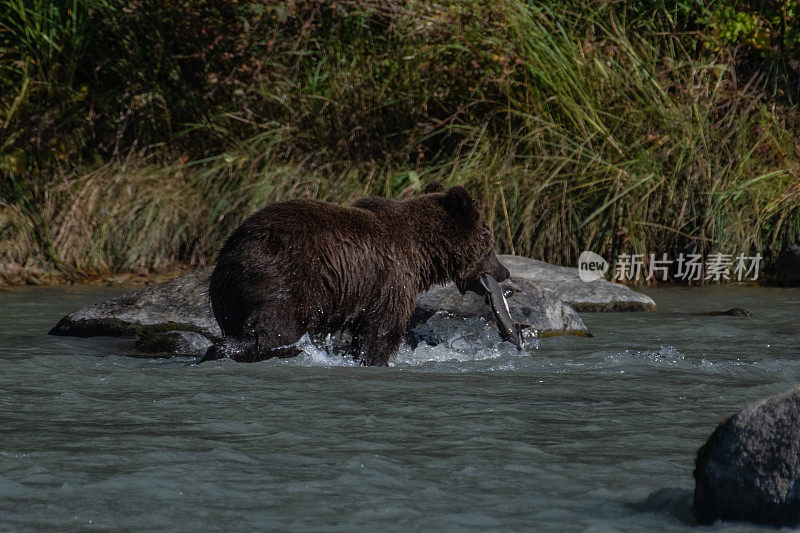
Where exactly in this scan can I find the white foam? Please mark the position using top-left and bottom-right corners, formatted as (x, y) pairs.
(270, 316), (538, 368)
(281, 334), (360, 367)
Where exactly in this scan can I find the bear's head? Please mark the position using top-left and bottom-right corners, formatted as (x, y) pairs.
(425, 183), (510, 294)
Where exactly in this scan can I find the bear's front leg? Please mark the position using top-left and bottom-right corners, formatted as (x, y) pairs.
(350, 329), (405, 366)
(350, 306), (412, 366)
(348, 282), (417, 366)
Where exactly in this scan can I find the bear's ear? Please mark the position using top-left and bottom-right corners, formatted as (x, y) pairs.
(442, 186), (479, 226)
(424, 182), (446, 194)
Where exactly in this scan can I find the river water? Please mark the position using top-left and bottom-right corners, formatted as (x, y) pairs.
(1, 285), (798, 531)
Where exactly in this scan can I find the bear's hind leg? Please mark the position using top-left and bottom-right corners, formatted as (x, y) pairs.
(201, 335), (256, 362)
(231, 326), (304, 362)
(218, 303), (308, 362)
(208, 322), (306, 363)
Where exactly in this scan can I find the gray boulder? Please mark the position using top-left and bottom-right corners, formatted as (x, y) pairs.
(414, 277), (588, 339)
(498, 254), (656, 311)
(49, 263), (590, 355)
(49, 267), (220, 339)
(693, 386), (800, 527)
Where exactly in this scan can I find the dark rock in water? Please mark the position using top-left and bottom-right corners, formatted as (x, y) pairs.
(700, 308), (753, 317)
(136, 330), (213, 356)
(635, 488), (694, 525)
(498, 254), (656, 311)
(771, 243), (800, 286)
(693, 386), (800, 527)
(49, 267), (220, 339)
(413, 277), (589, 339)
(723, 308), (752, 316)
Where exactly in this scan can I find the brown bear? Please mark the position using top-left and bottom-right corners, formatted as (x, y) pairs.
(204, 183), (510, 366)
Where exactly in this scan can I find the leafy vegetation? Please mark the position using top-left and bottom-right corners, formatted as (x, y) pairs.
(1, 1), (799, 284)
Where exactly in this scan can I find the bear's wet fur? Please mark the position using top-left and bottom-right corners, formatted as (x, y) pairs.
(206, 183), (510, 366)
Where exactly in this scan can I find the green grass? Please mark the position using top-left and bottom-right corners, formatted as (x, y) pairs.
(1, 1), (799, 284)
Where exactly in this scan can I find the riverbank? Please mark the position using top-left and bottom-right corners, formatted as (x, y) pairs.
(2, 2), (799, 283)
(0, 262), (195, 287)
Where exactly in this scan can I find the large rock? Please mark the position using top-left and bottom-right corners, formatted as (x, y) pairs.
(771, 243), (800, 286)
(414, 277), (588, 338)
(49, 267), (221, 339)
(498, 254), (656, 311)
(49, 261), (590, 354)
(693, 386), (800, 527)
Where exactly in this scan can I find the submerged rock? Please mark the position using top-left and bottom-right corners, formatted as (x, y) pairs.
(721, 308), (752, 316)
(498, 254), (656, 312)
(699, 308), (752, 317)
(770, 243), (800, 286)
(135, 330), (213, 356)
(693, 386), (800, 527)
(413, 277), (589, 339)
(49, 267), (220, 339)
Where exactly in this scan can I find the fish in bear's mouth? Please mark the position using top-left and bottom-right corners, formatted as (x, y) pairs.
(479, 274), (525, 351)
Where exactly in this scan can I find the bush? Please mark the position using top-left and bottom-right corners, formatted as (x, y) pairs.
(1, 1), (799, 282)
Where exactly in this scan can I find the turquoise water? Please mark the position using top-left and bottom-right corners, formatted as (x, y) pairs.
(1, 285), (798, 531)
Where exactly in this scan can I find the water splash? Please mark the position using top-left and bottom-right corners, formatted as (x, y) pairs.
(278, 334), (360, 367)
(393, 314), (537, 366)
(269, 314), (539, 368)
(605, 345), (687, 367)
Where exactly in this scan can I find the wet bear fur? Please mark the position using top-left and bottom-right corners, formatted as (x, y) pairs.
(205, 183), (509, 366)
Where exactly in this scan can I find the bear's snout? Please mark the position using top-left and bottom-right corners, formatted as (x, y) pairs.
(484, 252), (510, 283)
(458, 252), (510, 295)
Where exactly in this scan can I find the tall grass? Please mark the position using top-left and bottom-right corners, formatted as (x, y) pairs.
(1, 1), (799, 284)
